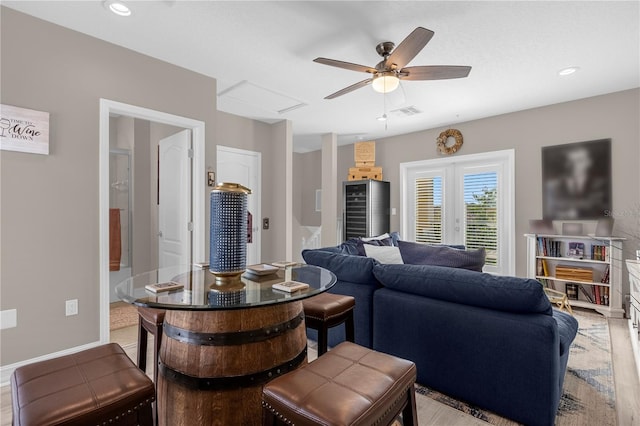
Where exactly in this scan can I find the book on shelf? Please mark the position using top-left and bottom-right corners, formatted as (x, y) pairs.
(565, 283), (579, 300)
(537, 258), (544, 276)
(591, 285), (610, 306)
(537, 237), (562, 257)
(601, 264), (610, 284)
(578, 285), (594, 303)
(591, 244), (608, 261)
(595, 266), (610, 306)
(602, 286), (610, 306)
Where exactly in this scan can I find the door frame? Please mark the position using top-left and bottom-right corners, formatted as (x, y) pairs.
(99, 99), (205, 344)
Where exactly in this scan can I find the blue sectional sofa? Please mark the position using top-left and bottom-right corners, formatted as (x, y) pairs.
(302, 247), (579, 426)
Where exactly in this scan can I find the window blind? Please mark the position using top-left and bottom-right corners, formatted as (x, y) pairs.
(415, 176), (442, 244)
(464, 172), (498, 266)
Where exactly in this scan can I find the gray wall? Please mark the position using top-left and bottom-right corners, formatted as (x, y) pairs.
(0, 8), (286, 366)
(296, 88), (640, 298)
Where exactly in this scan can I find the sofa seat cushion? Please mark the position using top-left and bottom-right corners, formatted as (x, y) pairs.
(373, 264), (552, 315)
(397, 240), (485, 271)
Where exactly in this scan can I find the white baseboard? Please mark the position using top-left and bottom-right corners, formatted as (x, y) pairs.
(1, 340), (102, 386)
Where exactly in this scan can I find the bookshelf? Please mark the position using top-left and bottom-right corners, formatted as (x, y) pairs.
(525, 234), (625, 318)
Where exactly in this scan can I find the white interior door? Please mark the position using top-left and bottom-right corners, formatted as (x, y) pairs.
(159, 129), (192, 269)
(216, 146), (261, 265)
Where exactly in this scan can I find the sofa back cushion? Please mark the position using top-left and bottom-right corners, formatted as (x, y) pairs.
(373, 264), (552, 315)
(398, 240), (485, 271)
(302, 249), (379, 286)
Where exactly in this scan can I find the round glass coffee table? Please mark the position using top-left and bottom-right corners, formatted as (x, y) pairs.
(116, 264), (336, 426)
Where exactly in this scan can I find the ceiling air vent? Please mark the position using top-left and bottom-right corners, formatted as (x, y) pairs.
(390, 106), (422, 117)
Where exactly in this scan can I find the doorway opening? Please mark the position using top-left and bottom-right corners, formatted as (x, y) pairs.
(99, 99), (206, 344)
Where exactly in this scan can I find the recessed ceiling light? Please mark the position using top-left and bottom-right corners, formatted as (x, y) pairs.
(104, 1), (131, 16)
(558, 66), (580, 76)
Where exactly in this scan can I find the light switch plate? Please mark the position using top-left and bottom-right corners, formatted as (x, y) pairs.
(66, 299), (78, 316)
(0, 309), (17, 329)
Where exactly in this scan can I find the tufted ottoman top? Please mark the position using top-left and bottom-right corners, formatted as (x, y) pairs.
(262, 341), (416, 426)
(11, 343), (155, 426)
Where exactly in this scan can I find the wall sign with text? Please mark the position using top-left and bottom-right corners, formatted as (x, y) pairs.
(0, 104), (50, 155)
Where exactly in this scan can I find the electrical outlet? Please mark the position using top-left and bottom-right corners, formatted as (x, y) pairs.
(262, 218), (269, 230)
(65, 299), (78, 316)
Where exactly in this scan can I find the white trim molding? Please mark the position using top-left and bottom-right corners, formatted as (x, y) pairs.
(99, 99), (205, 344)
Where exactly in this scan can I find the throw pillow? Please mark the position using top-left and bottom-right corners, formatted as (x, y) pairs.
(361, 233), (391, 242)
(363, 245), (404, 264)
(397, 240), (485, 272)
(356, 236), (393, 256)
(339, 238), (361, 255)
(340, 234), (395, 255)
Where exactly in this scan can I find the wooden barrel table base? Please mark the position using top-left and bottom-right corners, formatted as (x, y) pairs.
(157, 301), (307, 426)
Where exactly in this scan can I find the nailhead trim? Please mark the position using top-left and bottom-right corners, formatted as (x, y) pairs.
(262, 385), (414, 426)
(97, 397), (155, 425)
(262, 401), (294, 425)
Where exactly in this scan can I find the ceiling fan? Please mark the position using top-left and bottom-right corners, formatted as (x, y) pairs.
(314, 27), (471, 99)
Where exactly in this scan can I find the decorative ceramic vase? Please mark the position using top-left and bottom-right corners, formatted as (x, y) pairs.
(209, 182), (252, 284)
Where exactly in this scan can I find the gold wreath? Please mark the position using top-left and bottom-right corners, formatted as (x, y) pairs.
(437, 129), (463, 155)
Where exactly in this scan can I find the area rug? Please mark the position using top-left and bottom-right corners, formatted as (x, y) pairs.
(412, 309), (616, 425)
(109, 301), (138, 330)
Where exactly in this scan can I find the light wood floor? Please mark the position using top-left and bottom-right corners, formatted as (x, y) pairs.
(2, 315), (639, 425)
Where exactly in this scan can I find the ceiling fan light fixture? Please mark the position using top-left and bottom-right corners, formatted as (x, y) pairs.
(104, 0), (132, 16)
(372, 73), (400, 94)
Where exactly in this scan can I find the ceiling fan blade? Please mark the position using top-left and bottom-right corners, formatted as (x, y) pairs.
(385, 27), (434, 69)
(399, 65), (472, 81)
(324, 78), (372, 99)
(314, 57), (377, 74)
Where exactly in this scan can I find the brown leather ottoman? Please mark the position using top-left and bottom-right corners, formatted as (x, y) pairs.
(303, 292), (355, 356)
(262, 341), (417, 426)
(11, 343), (155, 426)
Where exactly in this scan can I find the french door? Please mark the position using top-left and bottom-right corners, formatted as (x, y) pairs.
(401, 150), (515, 275)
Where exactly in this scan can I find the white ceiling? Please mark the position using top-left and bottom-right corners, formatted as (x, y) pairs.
(4, 1), (639, 153)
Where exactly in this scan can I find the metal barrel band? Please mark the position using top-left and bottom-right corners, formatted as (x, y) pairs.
(158, 346), (307, 390)
(163, 311), (304, 346)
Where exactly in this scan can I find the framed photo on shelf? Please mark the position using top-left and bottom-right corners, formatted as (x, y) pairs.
(567, 242), (585, 259)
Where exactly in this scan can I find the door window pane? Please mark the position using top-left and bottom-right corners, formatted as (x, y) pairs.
(415, 176), (443, 244)
(464, 172), (498, 267)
